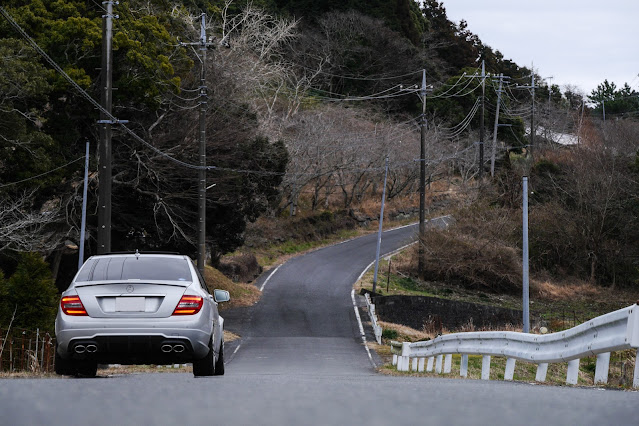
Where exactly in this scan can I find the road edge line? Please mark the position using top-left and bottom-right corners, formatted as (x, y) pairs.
(260, 264), (282, 292)
(351, 289), (376, 368)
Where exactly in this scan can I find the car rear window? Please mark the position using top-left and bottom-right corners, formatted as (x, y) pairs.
(76, 257), (192, 282)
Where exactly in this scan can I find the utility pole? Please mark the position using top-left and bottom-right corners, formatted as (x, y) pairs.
(490, 74), (504, 177)
(401, 69), (430, 278)
(79, 141), (90, 269)
(602, 99), (606, 123)
(97, 0), (116, 254)
(463, 63), (488, 179)
(372, 157), (389, 294)
(518, 70), (536, 159)
(530, 72), (536, 158)
(577, 99), (585, 145)
(479, 60), (486, 180)
(418, 69), (427, 279)
(197, 14), (208, 276)
(522, 176), (530, 333)
(182, 14), (214, 275)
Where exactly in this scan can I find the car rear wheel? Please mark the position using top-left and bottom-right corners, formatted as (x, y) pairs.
(193, 336), (215, 377)
(54, 344), (74, 376)
(213, 340), (224, 376)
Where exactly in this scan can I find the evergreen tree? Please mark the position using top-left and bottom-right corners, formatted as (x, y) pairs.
(0, 253), (58, 330)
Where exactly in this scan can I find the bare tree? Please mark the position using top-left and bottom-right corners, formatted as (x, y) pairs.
(0, 190), (62, 252)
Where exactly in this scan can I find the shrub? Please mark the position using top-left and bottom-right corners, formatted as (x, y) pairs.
(382, 329), (398, 340)
(418, 229), (522, 294)
(0, 253), (58, 331)
(413, 201), (522, 294)
(218, 253), (262, 283)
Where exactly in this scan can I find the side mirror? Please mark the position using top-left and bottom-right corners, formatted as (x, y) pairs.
(213, 289), (230, 303)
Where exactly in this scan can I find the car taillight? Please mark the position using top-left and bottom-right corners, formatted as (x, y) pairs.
(61, 295), (88, 316)
(172, 295), (203, 315)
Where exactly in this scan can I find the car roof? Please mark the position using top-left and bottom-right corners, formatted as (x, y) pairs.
(86, 252), (189, 260)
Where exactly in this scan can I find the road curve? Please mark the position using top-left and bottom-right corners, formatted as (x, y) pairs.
(1, 220), (637, 425)
(224, 222), (421, 375)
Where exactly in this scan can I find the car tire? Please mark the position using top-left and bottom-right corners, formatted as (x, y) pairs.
(193, 335), (215, 377)
(213, 339), (224, 376)
(54, 344), (74, 376)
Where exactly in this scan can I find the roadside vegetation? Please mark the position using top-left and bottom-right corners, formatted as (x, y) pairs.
(1, 1), (639, 380)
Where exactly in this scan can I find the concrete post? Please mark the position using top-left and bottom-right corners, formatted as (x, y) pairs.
(566, 359), (580, 385)
(504, 358), (516, 381)
(444, 354), (452, 373)
(594, 352), (610, 385)
(426, 357), (434, 372)
(481, 355), (491, 380)
(535, 363), (548, 382)
(460, 354), (468, 377)
(435, 355), (443, 374)
(418, 358), (425, 373)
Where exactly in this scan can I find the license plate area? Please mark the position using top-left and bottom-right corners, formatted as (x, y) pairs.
(115, 297), (145, 312)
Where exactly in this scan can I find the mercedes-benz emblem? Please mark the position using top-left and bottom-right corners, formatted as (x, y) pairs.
(126, 285), (134, 293)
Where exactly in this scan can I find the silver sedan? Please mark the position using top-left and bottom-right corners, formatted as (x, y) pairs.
(55, 252), (229, 377)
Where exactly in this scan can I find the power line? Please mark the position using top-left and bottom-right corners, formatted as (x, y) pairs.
(299, 65), (423, 82)
(0, 156), (85, 189)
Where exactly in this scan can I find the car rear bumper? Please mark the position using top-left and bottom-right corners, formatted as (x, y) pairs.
(55, 314), (212, 363)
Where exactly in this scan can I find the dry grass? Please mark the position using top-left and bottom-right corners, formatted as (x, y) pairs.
(0, 371), (59, 379)
(223, 330), (241, 342)
(203, 265), (261, 311)
(378, 321), (434, 342)
(534, 279), (603, 301)
(102, 364), (190, 374)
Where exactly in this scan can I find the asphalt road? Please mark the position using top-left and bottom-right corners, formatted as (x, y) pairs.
(1, 221), (637, 425)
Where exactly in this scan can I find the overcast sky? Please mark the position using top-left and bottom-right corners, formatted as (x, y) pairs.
(438, 0), (639, 96)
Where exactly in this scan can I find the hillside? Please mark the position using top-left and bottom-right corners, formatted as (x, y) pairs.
(1, 0), (639, 333)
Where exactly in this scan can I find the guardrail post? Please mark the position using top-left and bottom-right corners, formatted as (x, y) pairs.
(418, 358), (425, 372)
(435, 355), (443, 374)
(594, 352), (610, 384)
(398, 356), (409, 372)
(566, 359), (580, 385)
(411, 358), (418, 372)
(398, 342), (411, 372)
(426, 357), (434, 372)
(504, 358), (516, 381)
(634, 349), (639, 388)
(535, 363), (548, 382)
(444, 354), (452, 373)
(481, 355), (491, 380)
(460, 354), (468, 377)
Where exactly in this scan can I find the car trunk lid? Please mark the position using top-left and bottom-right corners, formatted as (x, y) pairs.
(74, 281), (189, 318)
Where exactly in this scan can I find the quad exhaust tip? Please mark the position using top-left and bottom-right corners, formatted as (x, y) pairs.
(161, 344), (186, 353)
(74, 344), (98, 354)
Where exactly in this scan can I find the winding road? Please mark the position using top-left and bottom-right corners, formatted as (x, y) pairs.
(1, 221), (637, 425)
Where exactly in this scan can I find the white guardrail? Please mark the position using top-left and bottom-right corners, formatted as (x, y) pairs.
(390, 304), (639, 387)
(364, 293), (382, 344)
